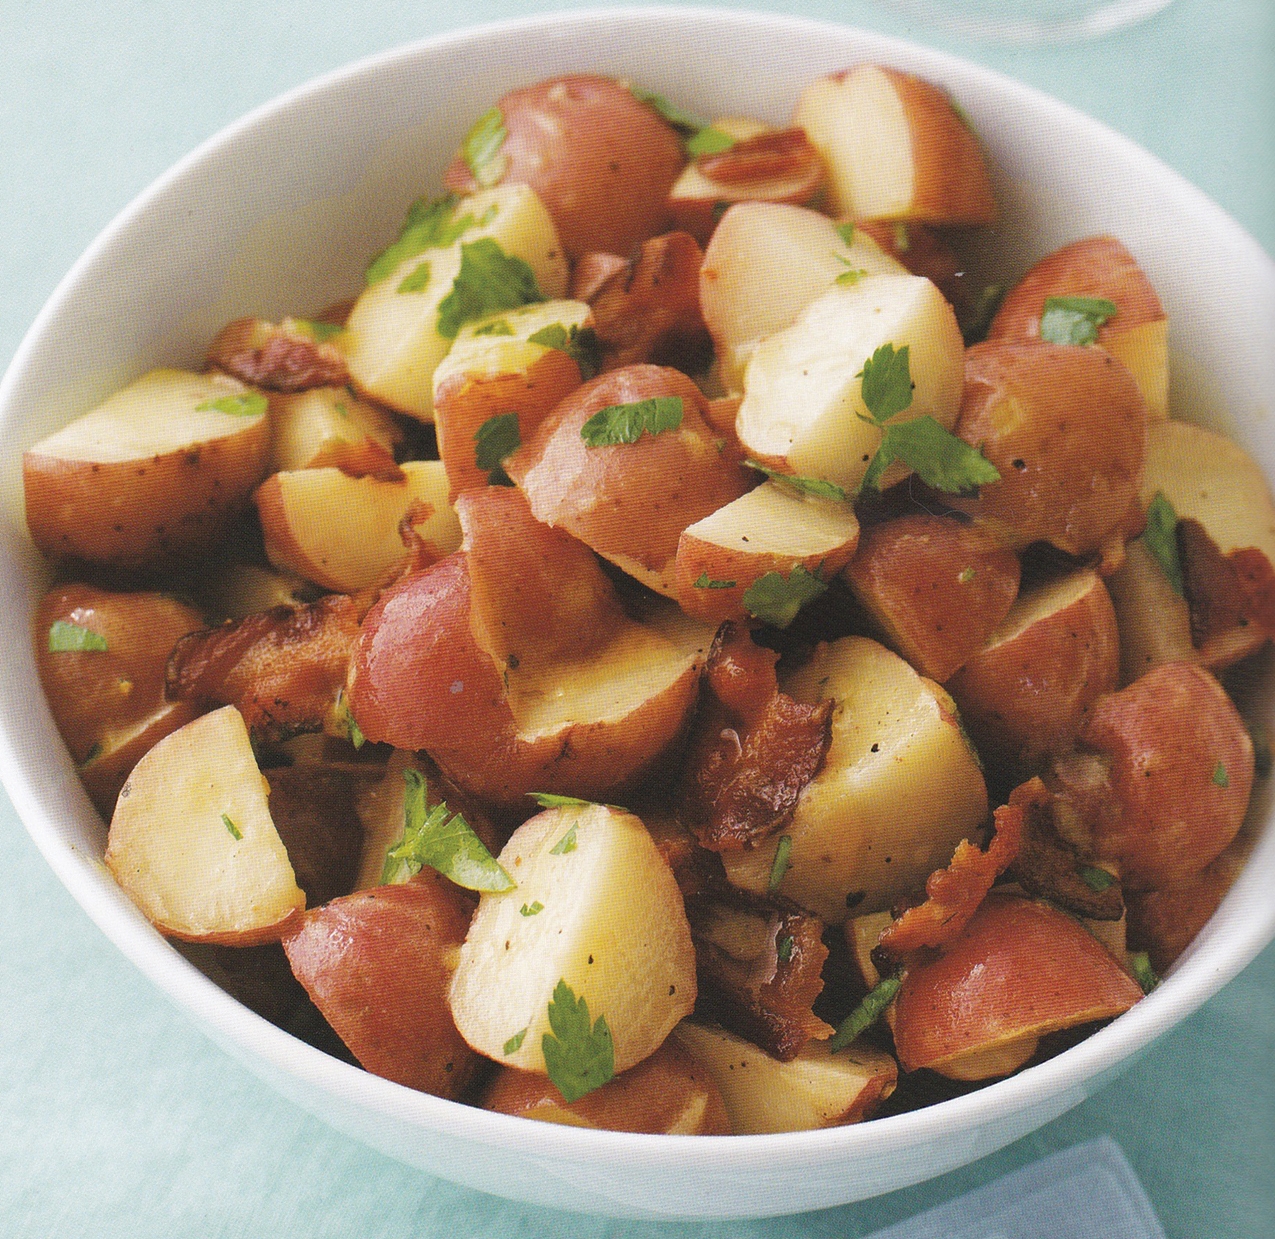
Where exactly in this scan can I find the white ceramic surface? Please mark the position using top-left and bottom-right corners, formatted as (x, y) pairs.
(0, 6), (1272, 1221)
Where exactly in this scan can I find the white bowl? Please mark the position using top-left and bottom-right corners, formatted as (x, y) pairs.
(1, 6), (1272, 1221)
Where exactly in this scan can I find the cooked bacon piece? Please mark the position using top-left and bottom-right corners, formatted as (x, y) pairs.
(688, 886), (832, 1061)
(876, 783), (1029, 958)
(166, 595), (362, 742)
(682, 624), (832, 852)
(644, 814), (727, 902)
(1010, 776), (1125, 921)
(696, 128), (822, 187)
(573, 231), (711, 373)
(207, 316), (349, 392)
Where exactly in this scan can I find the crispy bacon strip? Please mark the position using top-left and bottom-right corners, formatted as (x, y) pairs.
(688, 886), (832, 1061)
(572, 231), (711, 372)
(682, 624), (832, 852)
(876, 782), (1031, 958)
(166, 595), (362, 742)
(207, 316), (349, 391)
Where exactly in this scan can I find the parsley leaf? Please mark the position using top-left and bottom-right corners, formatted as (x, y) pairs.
(768, 835), (793, 891)
(861, 416), (1001, 495)
(474, 412), (521, 482)
(627, 85), (707, 135)
(221, 813), (243, 841)
(1129, 951), (1159, 994)
(686, 125), (736, 157)
(858, 343), (915, 425)
(694, 572), (736, 590)
(776, 934), (794, 965)
(381, 768), (514, 891)
(828, 976), (901, 1052)
(580, 396), (683, 447)
(1039, 295), (1117, 346)
(473, 318), (515, 337)
(504, 1028), (527, 1055)
(549, 823), (579, 855)
(836, 265), (869, 287)
(520, 901), (544, 917)
(745, 459), (847, 501)
(396, 260), (433, 294)
(542, 979), (615, 1103)
(292, 318), (344, 342)
(1079, 865), (1116, 892)
(527, 322), (602, 380)
(836, 222), (855, 246)
(196, 393), (267, 418)
(529, 792), (592, 809)
(437, 239), (544, 339)
(462, 107), (508, 188)
(1212, 761), (1230, 788)
(743, 565), (828, 628)
(48, 620), (107, 653)
(365, 193), (486, 286)
(1142, 490), (1183, 595)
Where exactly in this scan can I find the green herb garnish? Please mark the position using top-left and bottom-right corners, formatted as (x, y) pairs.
(542, 979), (615, 1103)
(364, 193), (490, 287)
(627, 85), (707, 135)
(437, 239), (544, 339)
(743, 565), (828, 628)
(580, 396), (683, 447)
(221, 813), (243, 841)
(381, 768), (514, 891)
(828, 976), (901, 1052)
(768, 835), (793, 892)
(686, 125), (736, 157)
(549, 824), (579, 856)
(396, 260), (433, 294)
(694, 572), (736, 590)
(1040, 295), (1117, 347)
(504, 1028), (527, 1055)
(529, 793), (592, 809)
(861, 415), (1001, 495)
(473, 318), (515, 337)
(347, 715), (365, 750)
(859, 343), (915, 424)
(776, 934), (794, 965)
(1079, 865), (1116, 892)
(48, 620), (107, 653)
(527, 322), (603, 380)
(1212, 761), (1230, 788)
(474, 412), (521, 484)
(462, 107), (508, 188)
(836, 222), (856, 246)
(520, 902), (544, 917)
(1142, 491), (1184, 596)
(293, 318), (344, 342)
(1129, 951), (1159, 994)
(958, 566), (976, 584)
(196, 393), (267, 418)
(745, 459), (847, 502)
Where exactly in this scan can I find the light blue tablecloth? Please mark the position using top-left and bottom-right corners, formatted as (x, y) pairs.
(1, 2), (1271, 1235)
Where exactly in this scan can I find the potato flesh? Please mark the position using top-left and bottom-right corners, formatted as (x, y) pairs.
(449, 804), (696, 1075)
(736, 275), (964, 491)
(723, 637), (988, 923)
(268, 386), (401, 472)
(673, 1021), (896, 1134)
(105, 705), (304, 940)
(342, 185), (569, 418)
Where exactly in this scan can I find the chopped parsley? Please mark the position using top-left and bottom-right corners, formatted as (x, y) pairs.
(776, 934), (795, 965)
(1039, 295), (1117, 347)
(221, 813), (243, 841)
(745, 459), (847, 502)
(828, 976), (901, 1052)
(542, 979), (615, 1103)
(835, 256), (869, 287)
(580, 396), (683, 447)
(195, 392), (267, 418)
(694, 572), (737, 590)
(861, 415), (1001, 495)
(520, 902), (544, 917)
(686, 125), (736, 157)
(462, 107), (508, 188)
(396, 260), (433, 293)
(528, 792), (594, 809)
(437, 239), (544, 339)
(381, 768), (514, 891)
(48, 620), (107, 653)
(859, 343), (915, 424)
(1212, 761), (1230, 789)
(474, 412), (521, 484)
(503, 1028), (527, 1055)
(836, 222), (856, 246)
(1142, 491), (1184, 596)
(527, 322), (602, 380)
(767, 835), (793, 892)
(743, 564), (828, 628)
(958, 566), (976, 584)
(1078, 865), (1116, 892)
(1129, 951), (1159, 994)
(347, 714), (366, 751)
(549, 823), (579, 856)
(627, 85), (708, 136)
(365, 193), (492, 286)
(473, 318), (515, 337)
(292, 318), (344, 342)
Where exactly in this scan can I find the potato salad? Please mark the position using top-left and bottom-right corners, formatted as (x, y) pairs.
(25, 63), (1271, 1136)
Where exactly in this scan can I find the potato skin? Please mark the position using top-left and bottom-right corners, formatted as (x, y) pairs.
(282, 873), (478, 1098)
(1080, 662), (1253, 890)
(444, 75), (685, 260)
(951, 341), (1146, 561)
(35, 583), (205, 816)
(482, 1039), (730, 1134)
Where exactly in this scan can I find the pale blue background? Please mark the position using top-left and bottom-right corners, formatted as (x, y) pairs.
(1, 2), (1271, 1235)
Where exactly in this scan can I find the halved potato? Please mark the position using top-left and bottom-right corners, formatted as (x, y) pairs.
(104, 705), (305, 943)
(267, 385), (402, 473)
(673, 1021), (897, 1134)
(1105, 537), (1197, 684)
(736, 274), (965, 492)
(255, 459), (460, 592)
(449, 803), (697, 1076)
(341, 185), (569, 418)
(791, 63), (997, 225)
(674, 480), (860, 623)
(700, 201), (906, 390)
(723, 637), (988, 923)
(24, 368), (270, 569)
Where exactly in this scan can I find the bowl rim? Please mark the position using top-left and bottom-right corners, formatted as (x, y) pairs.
(2, 0), (1273, 1194)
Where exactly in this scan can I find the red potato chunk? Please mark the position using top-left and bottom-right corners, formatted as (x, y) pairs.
(444, 75), (685, 261)
(283, 874), (479, 1097)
